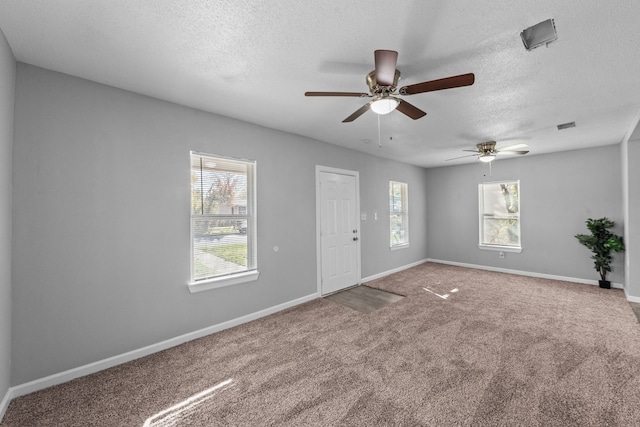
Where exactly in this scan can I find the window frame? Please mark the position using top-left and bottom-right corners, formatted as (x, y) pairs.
(188, 151), (259, 293)
(389, 180), (410, 249)
(478, 180), (522, 253)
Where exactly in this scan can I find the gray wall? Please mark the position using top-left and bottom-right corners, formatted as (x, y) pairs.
(425, 145), (624, 285)
(357, 155), (428, 277)
(0, 28), (15, 403)
(11, 64), (429, 385)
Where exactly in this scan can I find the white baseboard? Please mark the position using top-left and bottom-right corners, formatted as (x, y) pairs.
(426, 259), (625, 290)
(0, 387), (11, 423)
(626, 294), (640, 303)
(361, 258), (428, 283)
(6, 293), (319, 403)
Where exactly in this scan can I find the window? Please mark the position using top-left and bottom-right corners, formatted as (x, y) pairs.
(478, 180), (522, 252)
(389, 181), (409, 248)
(189, 152), (258, 292)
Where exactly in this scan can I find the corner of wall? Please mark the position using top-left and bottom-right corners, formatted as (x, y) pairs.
(621, 109), (640, 300)
(0, 23), (16, 423)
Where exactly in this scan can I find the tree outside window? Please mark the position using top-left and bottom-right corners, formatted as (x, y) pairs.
(190, 153), (256, 282)
(479, 180), (521, 250)
(390, 181), (409, 248)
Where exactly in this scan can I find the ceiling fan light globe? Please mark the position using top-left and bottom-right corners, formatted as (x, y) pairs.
(479, 154), (496, 163)
(370, 98), (399, 115)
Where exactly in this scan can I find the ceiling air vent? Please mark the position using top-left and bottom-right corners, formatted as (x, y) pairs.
(521, 19), (557, 50)
(557, 121), (576, 131)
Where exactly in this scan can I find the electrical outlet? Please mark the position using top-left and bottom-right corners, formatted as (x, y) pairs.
(499, 251), (505, 259)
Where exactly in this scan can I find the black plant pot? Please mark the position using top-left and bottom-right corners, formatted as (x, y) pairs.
(599, 280), (611, 289)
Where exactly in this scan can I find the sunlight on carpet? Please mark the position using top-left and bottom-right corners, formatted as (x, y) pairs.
(423, 286), (459, 300)
(143, 379), (234, 427)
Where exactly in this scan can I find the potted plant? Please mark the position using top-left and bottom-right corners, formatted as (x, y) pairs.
(575, 217), (625, 289)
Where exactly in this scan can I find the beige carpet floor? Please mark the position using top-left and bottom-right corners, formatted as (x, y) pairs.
(3, 262), (640, 426)
(630, 301), (640, 323)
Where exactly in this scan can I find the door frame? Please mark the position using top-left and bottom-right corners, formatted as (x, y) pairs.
(315, 165), (362, 296)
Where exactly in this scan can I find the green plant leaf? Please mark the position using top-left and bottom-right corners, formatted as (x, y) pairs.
(575, 217), (624, 281)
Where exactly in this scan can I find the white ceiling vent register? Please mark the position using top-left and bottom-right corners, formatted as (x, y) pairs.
(521, 19), (557, 50)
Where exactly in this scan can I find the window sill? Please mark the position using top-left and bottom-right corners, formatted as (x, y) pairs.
(390, 243), (410, 251)
(188, 270), (260, 294)
(478, 244), (522, 254)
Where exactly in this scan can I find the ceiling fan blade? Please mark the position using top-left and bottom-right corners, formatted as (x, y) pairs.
(462, 149), (480, 152)
(374, 50), (398, 86)
(305, 91), (370, 97)
(399, 73), (475, 95)
(497, 143), (528, 151)
(496, 150), (529, 155)
(395, 99), (427, 120)
(342, 101), (373, 123)
(445, 154), (480, 161)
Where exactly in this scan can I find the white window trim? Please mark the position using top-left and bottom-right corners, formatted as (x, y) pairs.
(391, 242), (410, 251)
(478, 243), (523, 253)
(189, 151), (259, 292)
(478, 180), (522, 253)
(188, 270), (260, 293)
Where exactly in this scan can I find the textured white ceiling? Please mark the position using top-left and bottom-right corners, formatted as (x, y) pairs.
(1, 0), (640, 167)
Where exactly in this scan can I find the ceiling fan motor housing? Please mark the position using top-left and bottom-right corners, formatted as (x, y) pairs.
(366, 70), (400, 96)
(477, 141), (497, 154)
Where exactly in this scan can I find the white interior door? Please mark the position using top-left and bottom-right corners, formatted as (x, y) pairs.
(318, 170), (359, 295)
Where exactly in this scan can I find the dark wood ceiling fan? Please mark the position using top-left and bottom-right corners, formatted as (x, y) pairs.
(305, 50), (475, 122)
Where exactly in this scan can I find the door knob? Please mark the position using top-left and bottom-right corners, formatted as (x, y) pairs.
(353, 237), (359, 241)
(353, 229), (357, 233)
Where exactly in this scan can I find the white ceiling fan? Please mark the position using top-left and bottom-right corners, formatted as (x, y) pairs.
(446, 141), (529, 163)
